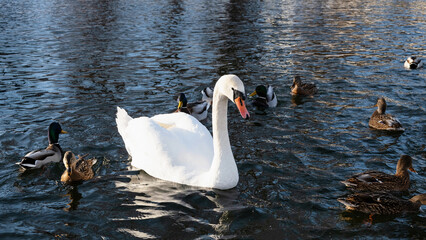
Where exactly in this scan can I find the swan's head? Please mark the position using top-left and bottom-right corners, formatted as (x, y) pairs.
(63, 151), (76, 174)
(176, 93), (188, 109)
(216, 74), (250, 119)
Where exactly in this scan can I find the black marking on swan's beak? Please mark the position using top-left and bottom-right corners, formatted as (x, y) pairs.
(232, 88), (250, 119)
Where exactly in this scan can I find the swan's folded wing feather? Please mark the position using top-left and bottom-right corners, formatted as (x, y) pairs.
(125, 113), (213, 182)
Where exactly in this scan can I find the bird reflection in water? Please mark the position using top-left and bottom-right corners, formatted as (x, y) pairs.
(63, 186), (82, 212)
(291, 95), (305, 106)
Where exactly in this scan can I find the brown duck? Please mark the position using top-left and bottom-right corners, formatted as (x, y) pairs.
(61, 151), (97, 184)
(341, 155), (416, 192)
(290, 76), (318, 96)
(369, 97), (404, 131)
(338, 193), (426, 215)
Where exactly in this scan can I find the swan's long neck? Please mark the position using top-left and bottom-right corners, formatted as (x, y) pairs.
(209, 88), (238, 189)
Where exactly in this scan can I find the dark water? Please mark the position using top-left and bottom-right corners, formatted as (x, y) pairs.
(1, 0), (425, 239)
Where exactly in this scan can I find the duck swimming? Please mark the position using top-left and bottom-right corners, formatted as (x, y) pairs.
(176, 93), (211, 121)
(369, 97), (404, 131)
(249, 85), (277, 109)
(61, 151), (97, 184)
(290, 76), (318, 96)
(201, 87), (213, 106)
(338, 193), (426, 215)
(116, 74), (250, 190)
(341, 155), (416, 192)
(18, 122), (67, 169)
(404, 56), (422, 69)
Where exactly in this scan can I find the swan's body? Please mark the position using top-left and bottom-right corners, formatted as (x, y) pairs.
(61, 151), (97, 184)
(369, 97), (404, 131)
(249, 85), (277, 110)
(404, 57), (422, 69)
(18, 122), (67, 169)
(116, 75), (249, 190)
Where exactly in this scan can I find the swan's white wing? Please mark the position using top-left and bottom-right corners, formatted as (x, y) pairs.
(124, 112), (214, 183)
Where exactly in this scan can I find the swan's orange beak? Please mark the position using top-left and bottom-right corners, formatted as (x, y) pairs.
(235, 97), (250, 119)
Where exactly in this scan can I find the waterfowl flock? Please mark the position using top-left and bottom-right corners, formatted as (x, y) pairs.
(17, 57), (423, 221)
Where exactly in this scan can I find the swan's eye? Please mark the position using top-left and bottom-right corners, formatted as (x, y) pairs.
(232, 88), (246, 101)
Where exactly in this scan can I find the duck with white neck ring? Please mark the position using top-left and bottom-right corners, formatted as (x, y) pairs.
(116, 74), (250, 190)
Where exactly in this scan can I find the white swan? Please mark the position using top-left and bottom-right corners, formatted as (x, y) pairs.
(116, 74), (250, 190)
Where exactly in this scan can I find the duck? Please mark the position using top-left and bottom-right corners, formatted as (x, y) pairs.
(116, 74), (250, 190)
(290, 76), (318, 96)
(18, 122), (67, 169)
(338, 193), (426, 215)
(249, 85), (277, 109)
(175, 93), (211, 121)
(404, 56), (422, 69)
(201, 87), (213, 106)
(61, 151), (97, 184)
(369, 97), (404, 131)
(341, 155), (416, 192)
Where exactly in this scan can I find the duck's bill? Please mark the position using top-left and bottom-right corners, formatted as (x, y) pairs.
(409, 167), (417, 173)
(249, 91), (257, 97)
(61, 130), (68, 134)
(178, 101), (183, 109)
(235, 97), (250, 119)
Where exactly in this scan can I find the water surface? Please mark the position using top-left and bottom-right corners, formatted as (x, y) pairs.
(0, 0), (425, 239)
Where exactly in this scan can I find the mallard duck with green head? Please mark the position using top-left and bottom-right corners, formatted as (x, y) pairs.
(341, 155), (416, 192)
(369, 97), (404, 131)
(338, 193), (426, 215)
(175, 93), (211, 121)
(61, 151), (97, 184)
(18, 122), (67, 169)
(290, 76), (318, 96)
(249, 85), (277, 110)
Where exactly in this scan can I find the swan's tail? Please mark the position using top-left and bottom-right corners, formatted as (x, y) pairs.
(116, 106), (133, 155)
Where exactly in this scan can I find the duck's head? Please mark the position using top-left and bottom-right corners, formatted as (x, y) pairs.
(202, 87), (214, 99)
(249, 85), (267, 98)
(374, 97), (387, 114)
(48, 122), (67, 144)
(410, 193), (426, 205)
(63, 151), (76, 174)
(176, 93), (188, 109)
(406, 57), (420, 69)
(216, 74), (250, 119)
(291, 76), (302, 89)
(396, 155), (416, 174)
(406, 57), (417, 64)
